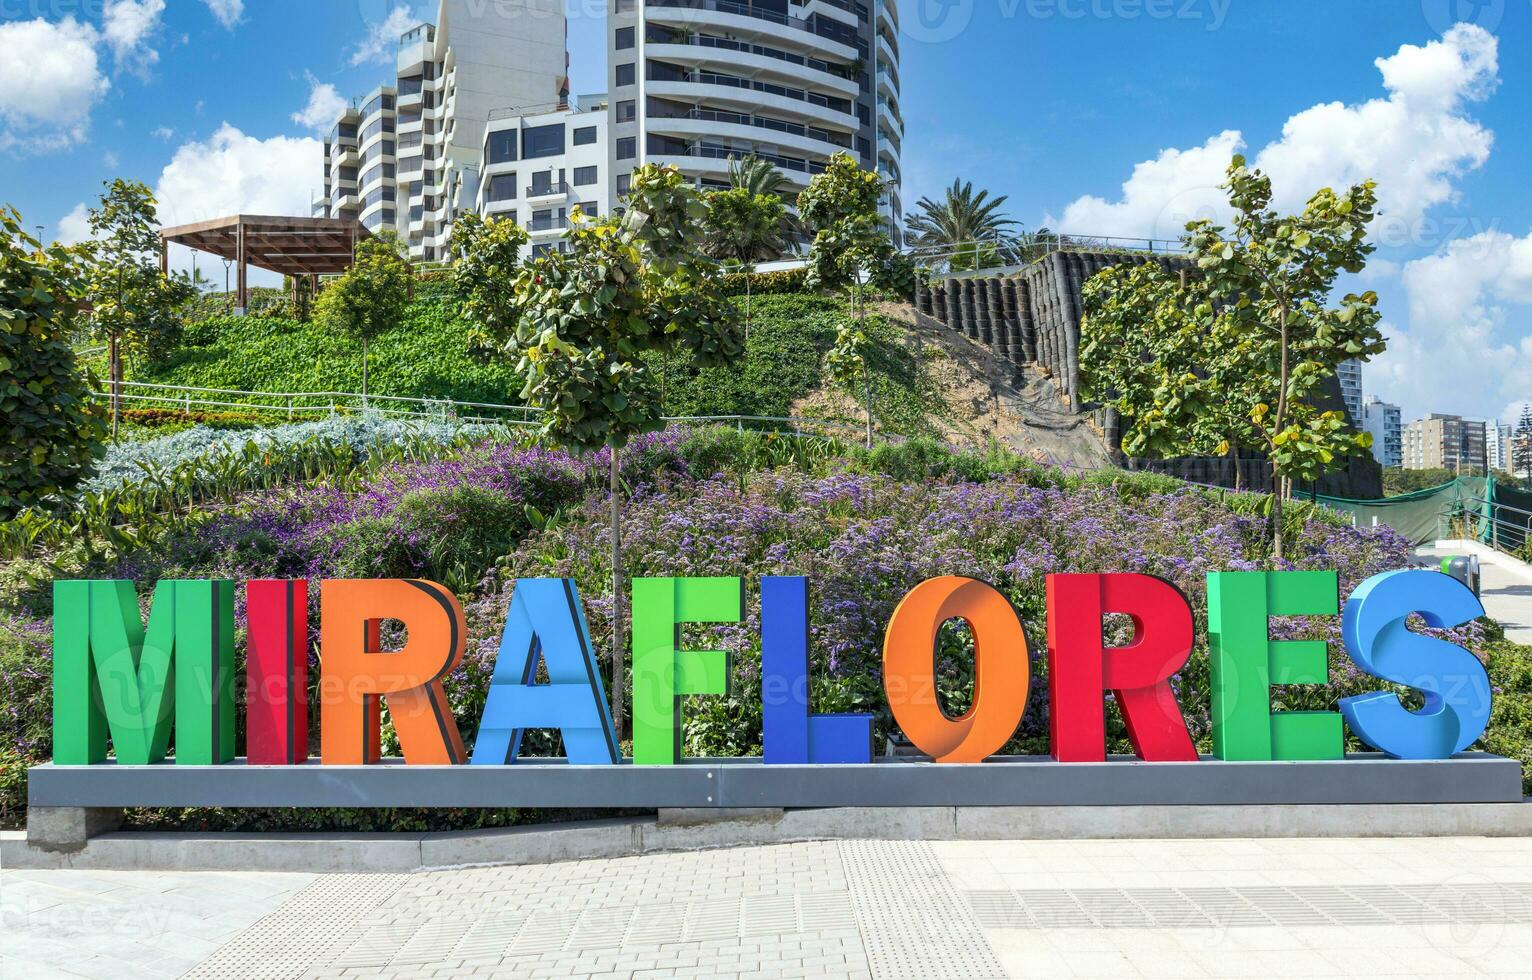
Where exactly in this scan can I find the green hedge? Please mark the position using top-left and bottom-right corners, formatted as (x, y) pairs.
(717, 266), (808, 297)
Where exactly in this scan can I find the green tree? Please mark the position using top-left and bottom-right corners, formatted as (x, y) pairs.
(904, 179), (1021, 272)
(314, 233), (412, 406)
(450, 210), (529, 341)
(702, 186), (787, 334)
(799, 152), (914, 446)
(1189, 156), (1386, 557)
(484, 164), (741, 738)
(1515, 404), (1532, 485)
(1082, 261), (1263, 490)
(1, 207), (106, 519)
(77, 179), (194, 437)
(728, 154), (793, 199)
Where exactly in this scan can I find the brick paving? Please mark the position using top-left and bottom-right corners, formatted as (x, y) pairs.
(7, 837), (1532, 978)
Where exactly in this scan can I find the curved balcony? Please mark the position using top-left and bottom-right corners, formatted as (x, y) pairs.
(646, 78), (857, 132)
(648, 115), (847, 161)
(797, 0), (858, 28)
(876, 0), (897, 31)
(877, 101), (902, 141)
(333, 145), (359, 168)
(876, 31), (897, 71)
(644, 0), (858, 62)
(650, 147), (822, 182)
(644, 43), (858, 99)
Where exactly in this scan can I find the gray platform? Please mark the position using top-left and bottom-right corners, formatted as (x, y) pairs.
(27, 752), (1524, 809)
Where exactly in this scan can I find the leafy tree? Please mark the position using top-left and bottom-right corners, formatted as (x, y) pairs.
(1188, 156), (1386, 557)
(799, 152), (914, 446)
(314, 232), (412, 405)
(1515, 404), (1532, 485)
(702, 186), (786, 333)
(77, 179), (195, 437)
(449, 210), (529, 340)
(905, 179), (1021, 272)
(1082, 261), (1260, 490)
(1, 207), (106, 519)
(483, 164), (742, 737)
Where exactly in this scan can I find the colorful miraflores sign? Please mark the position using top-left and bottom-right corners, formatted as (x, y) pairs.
(51, 569), (1492, 772)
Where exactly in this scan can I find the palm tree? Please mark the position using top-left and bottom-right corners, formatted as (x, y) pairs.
(905, 180), (1022, 271)
(728, 154), (793, 198)
(728, 154), (803, 249)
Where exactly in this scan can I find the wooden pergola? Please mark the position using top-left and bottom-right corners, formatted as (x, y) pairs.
(159, 214), (369, 311)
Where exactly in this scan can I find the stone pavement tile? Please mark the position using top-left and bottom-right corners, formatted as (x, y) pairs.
(1057, 947), (1146, 977)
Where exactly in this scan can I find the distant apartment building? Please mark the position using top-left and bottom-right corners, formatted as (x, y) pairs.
(1403, 414), (1487, 473)
(1486, 420), (1513, 472)
(478, 97), (611, 257)
(315, 0), (568, 262)
(606, 0), (901, 237)
(1361, 396), (1402, 469)
(1337, 359), (1363, 429)
(317, 0), (903, 260)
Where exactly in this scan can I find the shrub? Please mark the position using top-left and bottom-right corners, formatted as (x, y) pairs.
(716, 266), (808, 297)
(1, 208), (106, 519)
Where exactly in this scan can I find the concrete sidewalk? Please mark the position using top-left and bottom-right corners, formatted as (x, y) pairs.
(1416, 542), (1532, 644)
(6, 836), (1532, 978)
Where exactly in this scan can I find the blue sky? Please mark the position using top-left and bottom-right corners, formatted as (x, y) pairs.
(1, 0), (1529, 424)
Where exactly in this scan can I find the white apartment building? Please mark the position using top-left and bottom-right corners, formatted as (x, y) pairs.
(1486, 420), (1512, 473)
(319, 0), (903, 259)
(316, 0), (568, 262)
(605, 0), (902, 238)
(1361, 396), (1402, 469)
(478, 98), (612, 258)
(1337, 359), (1363, 429)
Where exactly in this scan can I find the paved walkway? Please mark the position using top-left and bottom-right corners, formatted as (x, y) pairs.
(6, 836), (1532, 978)
(1416, 545), (1532, 645)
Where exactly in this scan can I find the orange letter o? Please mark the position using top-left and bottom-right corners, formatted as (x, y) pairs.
(882, 576), (1032, 762)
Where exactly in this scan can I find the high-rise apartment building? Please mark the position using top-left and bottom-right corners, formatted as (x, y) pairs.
(1337, 359), (1363, 429)
(1486, 420), (1512, 472)
(605, 0), (901, 237)
(319, 0), (903, 261)
(316, 0), (568, 262)
(1403, 414), (1487, 473)
(1361, 396), (1401, 469)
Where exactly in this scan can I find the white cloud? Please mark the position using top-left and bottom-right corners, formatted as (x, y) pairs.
(103, 0), (166, 80)
(153, 121), (322, 229)
(153, 126), (175, 141)
(56, 202), (94, 246)
(291, 73), (348, 132)
(1051, 24), (1499, 242)
(0, 18), (110, 153)
(152, 124), (324, 285)
(350, 4), (418, 66)
(203, 0), (244, 29)
(1368, 231), (1532, 421)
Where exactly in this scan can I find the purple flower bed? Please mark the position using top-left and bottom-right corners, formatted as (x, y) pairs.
(0, 428), (1487, 795)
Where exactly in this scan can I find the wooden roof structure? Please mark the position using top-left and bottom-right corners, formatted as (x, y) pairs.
(159, 214), (369, 310)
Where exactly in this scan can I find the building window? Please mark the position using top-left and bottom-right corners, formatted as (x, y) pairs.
(579, 203), (598, 218)
(615, 62), (635, 86)
(488, 173), (517, 201)
(487, 130), (517, 164)
(573, 165), (598, 186)
(615, 26), (634, 49)
(523, 123), (566, 159)
(616, 137), (635, 160)
(615, 0), (634, 11)
(573, 125), (598, 146)
(616, 100), (636, 123)
(616, 173), (631, 195)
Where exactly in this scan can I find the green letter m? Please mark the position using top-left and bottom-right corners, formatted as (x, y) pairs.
(52, 580), (235, 766)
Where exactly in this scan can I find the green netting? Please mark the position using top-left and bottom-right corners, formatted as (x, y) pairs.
(1315, 477), (1492, 546)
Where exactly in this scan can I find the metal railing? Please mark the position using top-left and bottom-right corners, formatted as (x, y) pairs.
(902, 233), (1189, 274)
(1448, 491), (1532, 557)
(89, 381), (882, 442)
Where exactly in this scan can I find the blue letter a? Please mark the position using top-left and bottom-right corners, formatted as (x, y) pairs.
(471, 579), (618, 765)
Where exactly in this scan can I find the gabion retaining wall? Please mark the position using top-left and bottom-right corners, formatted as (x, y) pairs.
(912, 252), (1382, 498)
